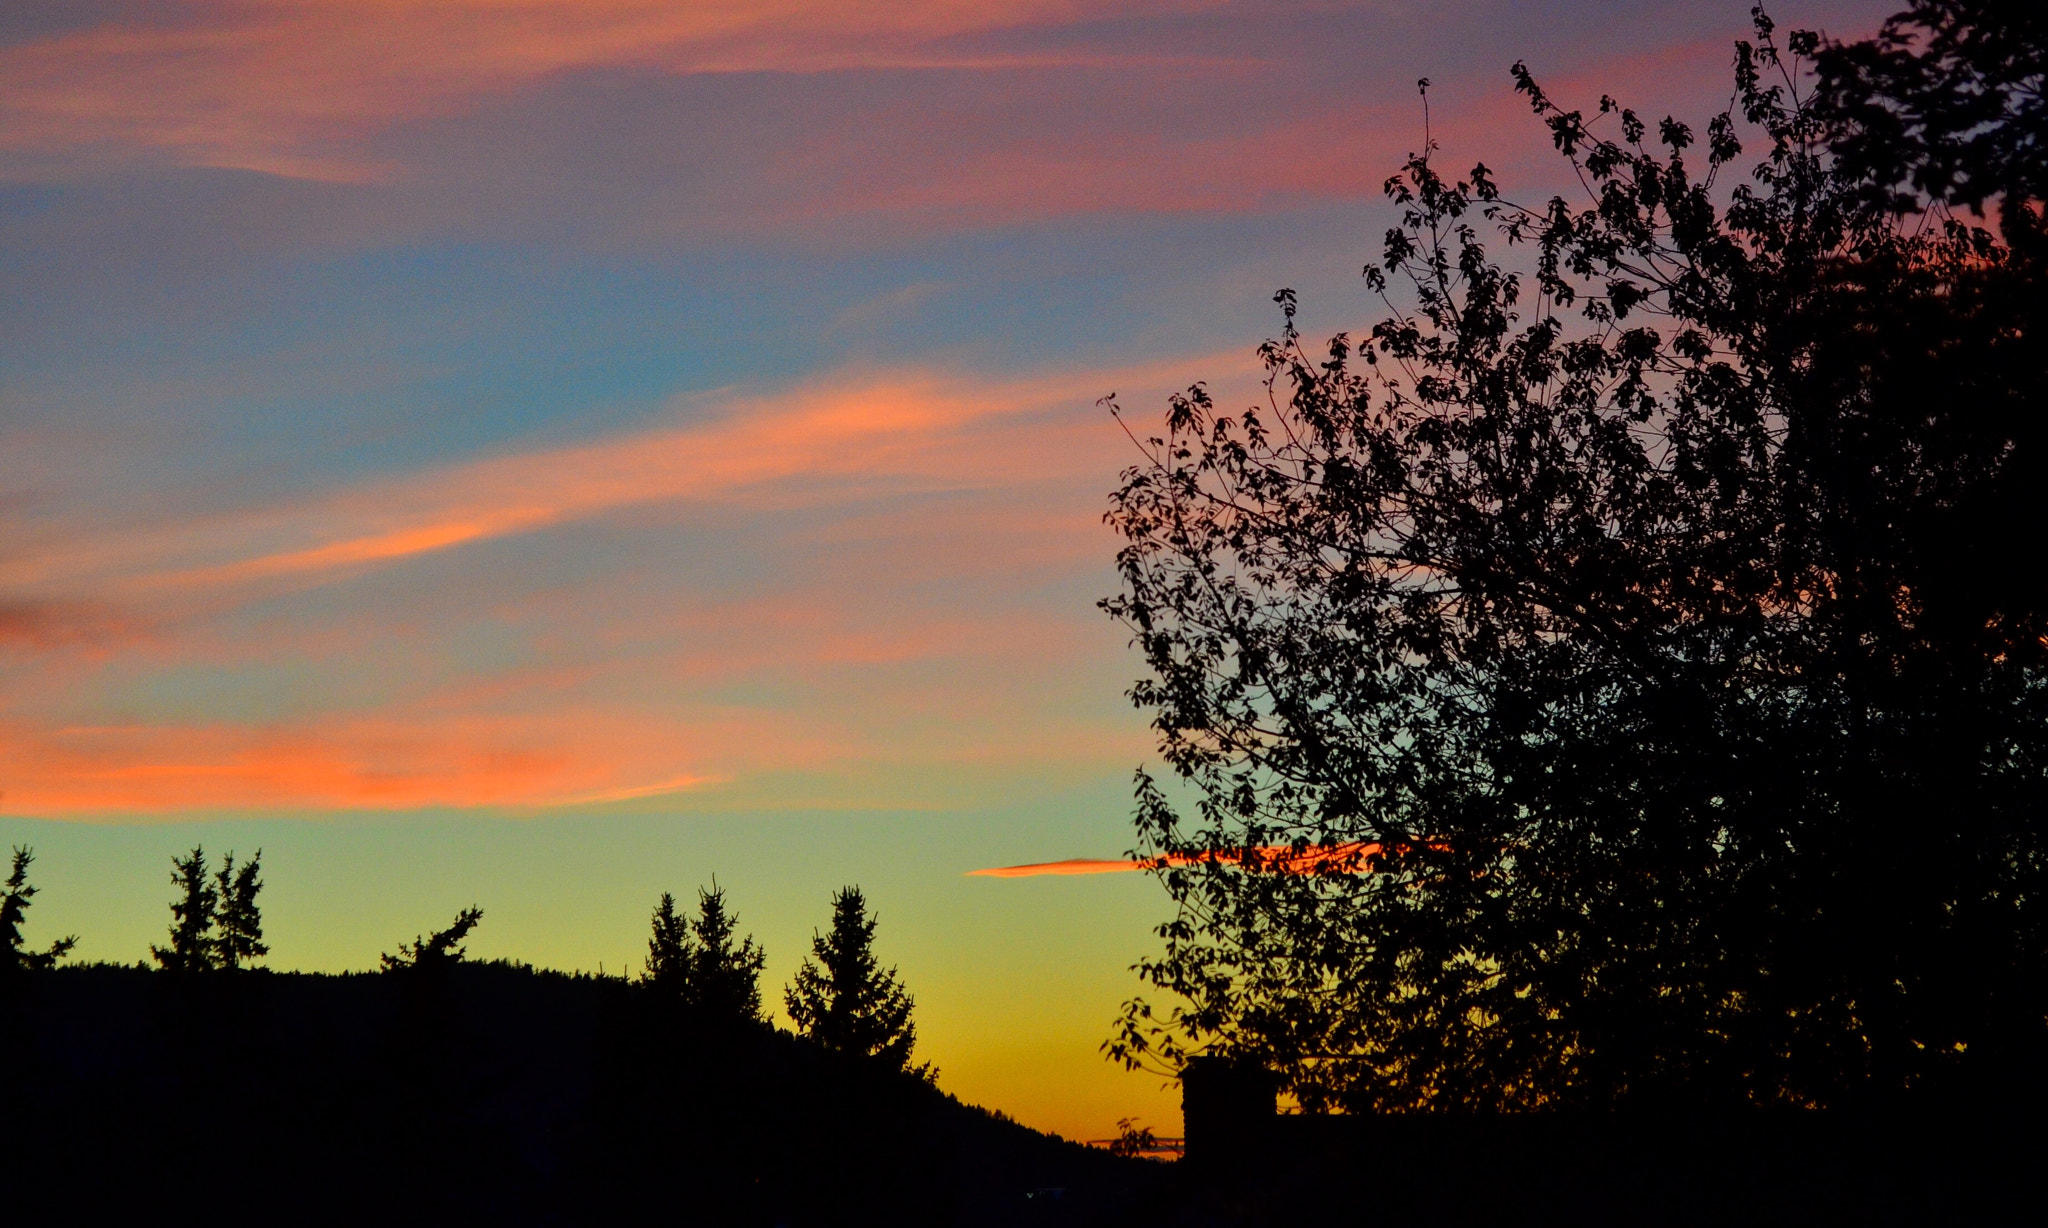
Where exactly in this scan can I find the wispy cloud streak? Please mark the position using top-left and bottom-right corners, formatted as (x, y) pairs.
(5, 355), (1232, 610)
(0, 707), (779, 813)
(0, 355), (1222, 814)
(0, 0), (1212, 179)
(970, 843), (1389, 877)
(969, 857), (1145, 877)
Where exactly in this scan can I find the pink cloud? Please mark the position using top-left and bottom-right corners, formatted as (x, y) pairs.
(4, 355), (1237, 610)
(0, 0), (1214, 180)
(0, 599), (137, 651)
(0, 0), (1821, 245)
(0, 355), (1216, 814)
(0, 706), (752, 814)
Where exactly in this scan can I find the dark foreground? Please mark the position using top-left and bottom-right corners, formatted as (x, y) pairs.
(1185, 1100), (2046, 1225)
(5, 964), (1158, 1226)
(8, 966), (2044, 1225)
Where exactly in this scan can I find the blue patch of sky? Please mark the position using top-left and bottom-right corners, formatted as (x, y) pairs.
(2, 184), (1387, 504)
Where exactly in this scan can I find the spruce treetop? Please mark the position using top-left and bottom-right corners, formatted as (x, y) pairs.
(643, 890), (693, 989)
(150, 847), (220, 974)
(1, 846), (77, 974)
(786, 886), (922, 1076)
(149, 846), (267, 973)
(685, 882), (766, 1024)
(213, 851), (268, 971)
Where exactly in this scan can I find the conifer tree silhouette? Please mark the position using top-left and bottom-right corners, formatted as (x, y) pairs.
(212, 851), (268, 971)
(1, 846), (76, 973)
(642, 891), (692, 990)
(785, 887), (924, 1076)
(684, 883), (765, 1024)
(151, 847), (218, 972)
(381, 907), (484, 971)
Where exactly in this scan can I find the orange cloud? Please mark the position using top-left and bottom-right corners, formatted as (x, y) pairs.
(3, 355), (1240, 609)
(0, 0), (1204, 180)
(0, 599), (136, 650)
(0, 354), (1246, 814)
(0, 709), (744, 814)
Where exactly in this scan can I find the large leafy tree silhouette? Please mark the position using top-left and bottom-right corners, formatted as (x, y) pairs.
(1103, 6), (2048, 1112)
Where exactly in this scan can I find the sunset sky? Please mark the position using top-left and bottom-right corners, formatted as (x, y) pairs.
(0, 0), (1889, 1139)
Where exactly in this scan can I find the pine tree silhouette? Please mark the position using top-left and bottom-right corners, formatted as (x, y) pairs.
(150, 847), (218, 973)
(642, 891), (692, 990)
(684, 883), (765, 1024)
(212, 851), (268, 971)
(381, 906), (484, 971)
(785, 886), (924, 1076)
(1, 846), (77, 973)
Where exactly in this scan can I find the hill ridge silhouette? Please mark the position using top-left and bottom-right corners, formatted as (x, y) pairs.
(4, 962), (1157, 1227)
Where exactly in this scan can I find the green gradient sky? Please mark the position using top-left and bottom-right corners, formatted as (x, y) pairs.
(1, 771), (1183, 1140)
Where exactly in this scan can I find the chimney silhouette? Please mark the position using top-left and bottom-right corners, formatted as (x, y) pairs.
(1181, 1055), (1277, 1166)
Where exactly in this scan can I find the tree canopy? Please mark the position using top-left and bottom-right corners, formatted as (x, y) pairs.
(1812, 0), (2045, 227)
(1103, 5), (2048, 1112)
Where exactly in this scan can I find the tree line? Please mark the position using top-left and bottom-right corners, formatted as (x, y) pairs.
(1, 843), (927, 1075)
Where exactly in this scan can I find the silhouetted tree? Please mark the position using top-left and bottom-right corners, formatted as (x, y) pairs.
(1103, 7), (2048, 1112)
(382, 907), (484, 972)
(683, 883), (765, 1025)
(151, 847), (218, 973)
(1, 846), (76, 973)
(642, 891), (692, 990)
(1107, 1117), (1157, 1159)
(1811, 1), (2046, 238)
(212, 851), (267, 971)
(785, 886), (924, 1076)
(148, 846), (268, 973)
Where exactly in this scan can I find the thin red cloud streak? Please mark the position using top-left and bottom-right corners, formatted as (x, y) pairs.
(968, 858), (1146, 877)
(969, 843), (1388, 877)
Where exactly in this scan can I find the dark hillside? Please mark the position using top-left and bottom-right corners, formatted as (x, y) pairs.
(9, 966), (2042, 1225)
(3, 965), (1159, 1226)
